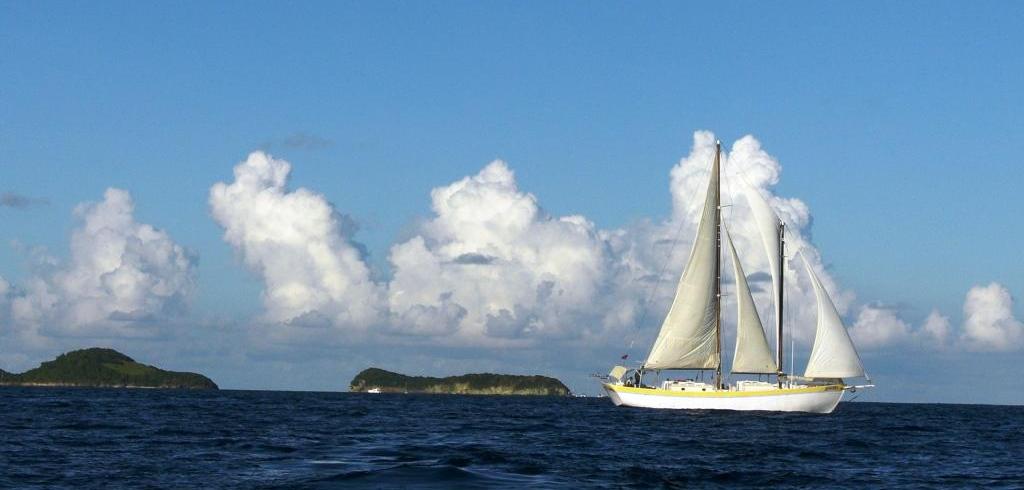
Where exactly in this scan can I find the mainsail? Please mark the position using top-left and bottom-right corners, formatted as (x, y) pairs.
(801, 255), (866, 379)
(725, 228), (778, 374)
(644, 146), (721, 370)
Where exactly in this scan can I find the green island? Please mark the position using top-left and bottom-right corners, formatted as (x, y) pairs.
(0, 348), (218, 390)
(350, 367), (569, 396)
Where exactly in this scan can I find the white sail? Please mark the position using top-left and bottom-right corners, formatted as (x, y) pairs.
(725, 228), (778, 374)
(644, 147), (721, 370)
(801, 255), (865, 379)
(742, 183), (782, 341)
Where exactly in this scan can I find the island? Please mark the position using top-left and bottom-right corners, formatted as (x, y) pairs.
(349, 367), (569, 396)
(0, 348), (218, 390)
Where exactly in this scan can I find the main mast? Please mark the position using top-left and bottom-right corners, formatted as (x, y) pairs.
(714, 141), (723, 390)
(776, 221), (785, 387)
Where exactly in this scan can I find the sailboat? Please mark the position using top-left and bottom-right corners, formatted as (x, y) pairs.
(602, 141), (872, 413)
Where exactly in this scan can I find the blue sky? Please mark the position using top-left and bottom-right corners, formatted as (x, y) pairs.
(2, 2), (1022, 403)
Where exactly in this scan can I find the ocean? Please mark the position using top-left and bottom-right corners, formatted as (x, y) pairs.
(1, 388), (1022, 489)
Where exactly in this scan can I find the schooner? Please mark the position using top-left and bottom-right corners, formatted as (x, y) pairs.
(602, 141), (872, 413)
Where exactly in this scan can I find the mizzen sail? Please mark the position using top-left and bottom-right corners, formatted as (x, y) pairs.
(801, 255), (865, 379)
(725, 228), (778, 374)
(644, 146), (721, 370)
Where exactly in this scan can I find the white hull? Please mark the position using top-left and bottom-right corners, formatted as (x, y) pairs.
(603, 384), (845, 414)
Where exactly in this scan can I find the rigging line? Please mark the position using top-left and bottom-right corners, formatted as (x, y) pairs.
(722, 151), (737, 224)
(625, 210), (690, 360)
(721, 156), (739, 285)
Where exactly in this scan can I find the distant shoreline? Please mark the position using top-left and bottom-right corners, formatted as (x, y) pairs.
(0, 348), (218, 390)
(349, 368), (570, 396)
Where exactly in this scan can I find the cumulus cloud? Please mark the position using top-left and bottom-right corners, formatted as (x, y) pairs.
(847, 303), (958, 351)
(850, 304), (912, 349)
(844, 284), (1024, 352)
(597, 133), (849, 355)
(692, 133), (838, 345)
(215, 132), (870, 357)
(209, 151), (383, 330)
(961, 283), (1023, 351)
(386, 161), (614, 343)
(918, 310), (952, 348)
(4, 188), (195, 342)
(666, 135), (1017, 356)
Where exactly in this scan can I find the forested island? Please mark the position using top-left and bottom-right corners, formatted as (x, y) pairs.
(0, 348), (218, 389)
(349, 367), (570, 396)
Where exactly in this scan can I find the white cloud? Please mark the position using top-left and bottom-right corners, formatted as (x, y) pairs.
(845, 284), (1024, 352)
(917, 310), (952, 349)
(961, 283), (1023, 351)
(209, 151), (383, 330)
(659, 131), (850, 349)
(5, 188), (195, 342)
(214, 132), (870, 358)
(848, 284), (1022, 353)
(850, 304), (912, 349)
(386, 161), (614, 343)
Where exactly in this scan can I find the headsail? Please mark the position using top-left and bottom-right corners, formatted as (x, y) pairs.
(801, 255), (865, 379)
(725, 228), (778, 374)
(644, 146), (721, 370)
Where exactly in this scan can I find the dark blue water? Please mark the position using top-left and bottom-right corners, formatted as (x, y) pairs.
(1, 388), (1022, 489)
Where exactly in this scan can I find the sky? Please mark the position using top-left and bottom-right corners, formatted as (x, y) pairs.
(2, 2), (1022, 404)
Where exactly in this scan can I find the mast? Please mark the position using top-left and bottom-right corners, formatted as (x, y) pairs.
(714, 141), (723, 390)
(776, 221), (785, 387)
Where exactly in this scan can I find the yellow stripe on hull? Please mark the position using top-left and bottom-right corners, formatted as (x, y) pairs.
(602, 383), (846, 413)
(604, 383), (843, 398)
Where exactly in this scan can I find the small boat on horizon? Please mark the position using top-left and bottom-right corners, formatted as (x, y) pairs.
(367, 387), (381, 394)
(602, 141), (872, 414)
